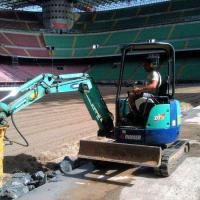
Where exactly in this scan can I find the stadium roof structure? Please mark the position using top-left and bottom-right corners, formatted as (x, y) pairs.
(0, 0), (169, 11)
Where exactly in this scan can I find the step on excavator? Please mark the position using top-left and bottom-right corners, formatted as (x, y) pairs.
(0, 41), (189, 177)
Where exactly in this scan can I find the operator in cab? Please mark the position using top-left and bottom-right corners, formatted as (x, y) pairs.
(128, 57), (162, 114)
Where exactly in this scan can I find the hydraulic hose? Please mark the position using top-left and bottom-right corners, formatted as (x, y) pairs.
(10, 113), (29, 147)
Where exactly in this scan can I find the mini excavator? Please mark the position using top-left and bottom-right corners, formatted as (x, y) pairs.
(0, 42), (189, 177)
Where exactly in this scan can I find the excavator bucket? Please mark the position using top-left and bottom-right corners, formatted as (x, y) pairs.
(78, 139), (162, 167)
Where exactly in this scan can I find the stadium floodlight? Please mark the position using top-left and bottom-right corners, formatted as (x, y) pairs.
(148, 39), (156, 43)
(92, 44), (99, 49)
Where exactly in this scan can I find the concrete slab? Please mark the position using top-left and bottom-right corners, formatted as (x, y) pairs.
(18, 163), (135, 200)
(18, 163), (95, 200)
(17, 156), (200, 200)
(120, 157), (200, 200)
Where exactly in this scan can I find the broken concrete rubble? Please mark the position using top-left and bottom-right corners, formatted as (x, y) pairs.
(0, 171), (55, 199)
(0, 157), (81, 199)
(59, 156), (74, 174)
(0, 173), (32, 199)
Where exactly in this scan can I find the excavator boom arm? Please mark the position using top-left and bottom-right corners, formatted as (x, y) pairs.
(0, 73), (113, 133)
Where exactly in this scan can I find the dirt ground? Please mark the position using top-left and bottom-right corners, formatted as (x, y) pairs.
(1, 84), (200, 175)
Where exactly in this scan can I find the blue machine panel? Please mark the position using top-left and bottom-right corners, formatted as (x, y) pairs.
(115, 99), (181, 145)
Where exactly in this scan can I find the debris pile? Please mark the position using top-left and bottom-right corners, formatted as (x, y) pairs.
(0, 157), (76, 199)
(0, 171), (47, 199)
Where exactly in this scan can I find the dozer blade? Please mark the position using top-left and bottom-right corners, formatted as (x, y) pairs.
(78, 140), (162, 167)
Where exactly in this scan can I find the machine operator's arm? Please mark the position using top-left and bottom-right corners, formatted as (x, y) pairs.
(130, 80), (158, 94)
(0, 73), (113, 134)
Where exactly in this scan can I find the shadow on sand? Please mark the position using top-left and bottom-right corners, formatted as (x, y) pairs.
(4, 154), (45, 174)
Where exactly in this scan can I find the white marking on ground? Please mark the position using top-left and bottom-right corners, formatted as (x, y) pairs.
(75, 182), (86, 185)
(189, 140), (200, 145)
(98, 175), (106, 179)
(193, 106), (200, 110)
(109, 176), (130, 181)
(120, 157), (200, 200)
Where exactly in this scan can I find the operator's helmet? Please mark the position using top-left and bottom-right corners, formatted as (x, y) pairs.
(145, 54), (160, 69)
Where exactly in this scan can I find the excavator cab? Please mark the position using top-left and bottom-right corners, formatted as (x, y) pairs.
(114, 41), (181, 145)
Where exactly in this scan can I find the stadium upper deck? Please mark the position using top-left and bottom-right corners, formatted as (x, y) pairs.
(0, 0), (199, 59)
(0, 0), (199, 83)
(75, 0), (200, 32)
